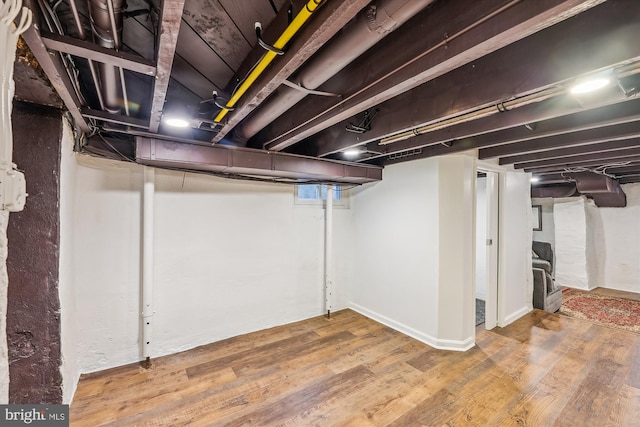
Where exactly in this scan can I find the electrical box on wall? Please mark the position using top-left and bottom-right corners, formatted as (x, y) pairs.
(0, 164), (27, 212)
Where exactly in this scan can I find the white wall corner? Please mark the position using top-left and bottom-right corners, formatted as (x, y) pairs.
(499, 305), (532, 328)
(349, 303), (474, 352)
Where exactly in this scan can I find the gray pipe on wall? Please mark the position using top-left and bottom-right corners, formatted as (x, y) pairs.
(88, 0), (124, 113)
(235, 0), (435, 144)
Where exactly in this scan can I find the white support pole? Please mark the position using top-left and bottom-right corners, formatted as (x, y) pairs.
(142, 166), (154, 367)
(324, 186), (333, 318)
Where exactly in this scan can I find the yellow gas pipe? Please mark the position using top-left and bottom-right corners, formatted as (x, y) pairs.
(214, 0), (323, 124)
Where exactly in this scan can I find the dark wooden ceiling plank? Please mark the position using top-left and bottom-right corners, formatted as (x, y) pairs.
(219, 0), (277, 46)
(312, 0), (640, 158)
(618, 175), (640, 184)
(499, 138), (640, 166)
(514, 142), (640, 169)
(261, 0), (608, 151)
(21, 0), (90, 132)
(211, 0), (371, 144)
(170, 56), (221, 100)
(523, 156), (640, 174)
(123, 16), (156, 60)
(480, 97), (640, 159)
(522, 151), (640, 171)
(41, 32), (156, 76)
(149, 0), (187, 133)
(181, 0), (251, 71)
(484, 120), (640, 160)
(176, 20), (234, 89)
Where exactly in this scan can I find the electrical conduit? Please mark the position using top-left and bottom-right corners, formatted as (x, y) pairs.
(214, 0), (323, 124)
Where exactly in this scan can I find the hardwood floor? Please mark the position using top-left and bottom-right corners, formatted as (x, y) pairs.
(70, 309), (640, 426)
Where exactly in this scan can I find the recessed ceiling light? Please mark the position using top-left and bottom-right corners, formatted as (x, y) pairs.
(164, 117), (190, 128)
(344, 147), (365, 158)
(530, 176), (540, 183)
(570, 77), (610, 94)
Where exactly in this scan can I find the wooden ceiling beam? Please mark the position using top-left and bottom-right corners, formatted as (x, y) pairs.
(523, 154), (640, 173)
(210, 0), (371, 143)
(499, 138), (640, 165)
(20, 0), (90, 132)
(381, 101), (640, 167)
(40, 32), (156, 76)
(261, 0), (608, 151)
(149, 0), (187, 133)
(313, 0), (640, 160)
(483, 120), (640, 160)
(514, 145), (640, 170)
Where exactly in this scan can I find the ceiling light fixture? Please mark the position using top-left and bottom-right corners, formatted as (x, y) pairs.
(570, 77), (610, 94)
(343, 147), (366, 158)
(530, 176), (540, 183)
(164, 117), (190, 128)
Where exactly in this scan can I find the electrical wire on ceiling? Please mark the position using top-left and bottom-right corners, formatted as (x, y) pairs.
(562, 161), (632, 179)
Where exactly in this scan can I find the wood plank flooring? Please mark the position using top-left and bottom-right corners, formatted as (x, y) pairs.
(70, 309), (640, 426)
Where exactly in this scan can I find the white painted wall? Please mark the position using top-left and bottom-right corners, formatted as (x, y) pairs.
(554, 198), (590, 289)
(350, 157), (440, 343)
(68, 157), (352, 373)
(532, 198), (555, 248)
(499, 170), (533, 325)
(475, 176), (487, 300)
(59, 119), (80, 403)
(587, 184), (640, 292)
(436, 155), (475, 347)
(350, 155), (476, 350)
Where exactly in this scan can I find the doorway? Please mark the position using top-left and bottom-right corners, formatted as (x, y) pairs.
(475, 169), (499, 330)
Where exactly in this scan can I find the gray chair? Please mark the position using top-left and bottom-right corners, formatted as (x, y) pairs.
(532, 241), (562, 312)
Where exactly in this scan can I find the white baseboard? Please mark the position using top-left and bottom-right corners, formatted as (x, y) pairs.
(500, 305), (532, 327)
(349, 303), (474, 352)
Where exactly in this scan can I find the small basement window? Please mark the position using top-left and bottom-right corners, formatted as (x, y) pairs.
(295, 184), (347, 207)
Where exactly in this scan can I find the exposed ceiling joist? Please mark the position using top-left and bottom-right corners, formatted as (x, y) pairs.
(20, 0), (90, 132)
(524, 155), (640, 173)
(481, 121), (640, 159)
(40, 32), (156, 76)
(81, 108), (150, 129)
(500, 139), (640, 165)
(148, 0), (186, 133)
(316, 0), (640, 160)
(517, 146), (640, 170)
(211, 0), (371, 144)
(477, 97), (640, 160)
(261, 0), (608, 152)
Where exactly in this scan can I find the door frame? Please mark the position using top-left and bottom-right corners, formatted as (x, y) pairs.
(476, 161), (502, 330)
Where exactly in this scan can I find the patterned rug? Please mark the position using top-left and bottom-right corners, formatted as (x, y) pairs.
(559, 289), (640, 333)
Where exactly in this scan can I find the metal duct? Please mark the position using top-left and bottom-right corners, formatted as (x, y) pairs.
(88, 0), (123, 113)
(135, 137), (383, 183)
(570, 172), (619, 194)
(552, 172), (628, 207)
(235, 0), (434, 144)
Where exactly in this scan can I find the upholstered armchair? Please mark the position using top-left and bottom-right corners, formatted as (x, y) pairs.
(532, 241), (562, 312)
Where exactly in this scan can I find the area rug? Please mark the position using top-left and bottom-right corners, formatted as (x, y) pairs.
(475, 299), (485, 326)
(559, 289), (640, 333)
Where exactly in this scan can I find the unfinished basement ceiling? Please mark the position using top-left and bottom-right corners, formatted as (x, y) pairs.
(13, 0), (640, 193)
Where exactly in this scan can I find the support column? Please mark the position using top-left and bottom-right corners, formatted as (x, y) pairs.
(7, 104), (63, 403)
(324, 186), (333, 318)
(142, 167), (154, 366)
